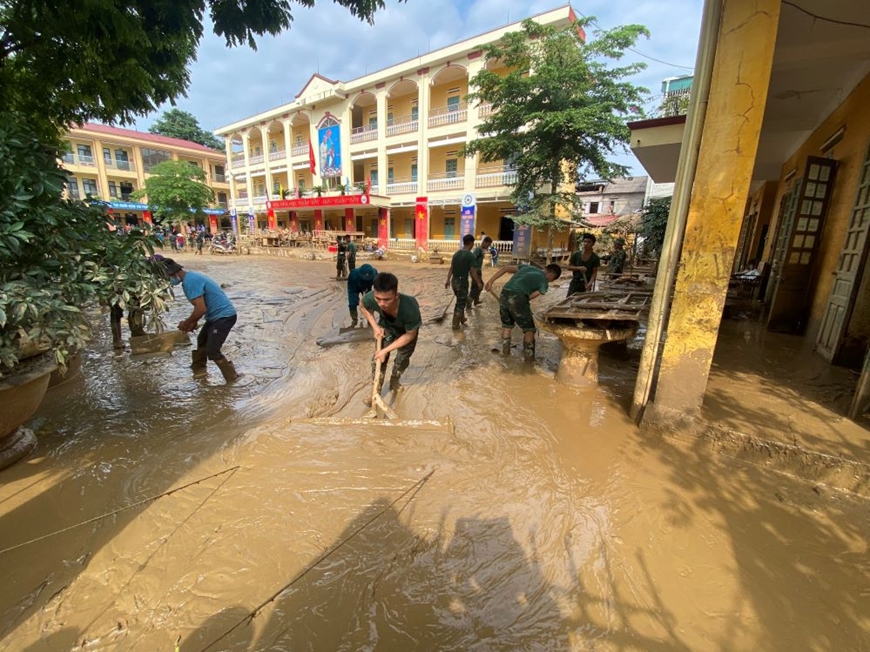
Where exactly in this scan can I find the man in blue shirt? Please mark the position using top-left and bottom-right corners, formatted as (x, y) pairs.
(162, 258), (239, 382)
(347, 263), (377, 327)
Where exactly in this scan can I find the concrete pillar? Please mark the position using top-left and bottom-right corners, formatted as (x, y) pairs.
(92, 137), (111, 200)
(261, 125), (273, 198)
(417, 72), (430, 195)
(242, 132), (252, 208)
(647, 0), (781, 420)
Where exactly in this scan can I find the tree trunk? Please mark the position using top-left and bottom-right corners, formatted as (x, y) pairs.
(546, 179), (558, 266)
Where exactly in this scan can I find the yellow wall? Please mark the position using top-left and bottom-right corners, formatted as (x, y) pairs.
(430, 78), (468, 110)
(766, 74), (870, 330)
(388, 93), (417, 121)
(428, 147), (464, 176)
(290, 126), (309, 147)
(387, 154), (416, 181)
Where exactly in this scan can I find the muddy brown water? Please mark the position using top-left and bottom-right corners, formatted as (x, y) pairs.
(1, 256), (868, 651)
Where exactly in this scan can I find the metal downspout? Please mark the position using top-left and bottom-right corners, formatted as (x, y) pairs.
(630, 0), (724, 421)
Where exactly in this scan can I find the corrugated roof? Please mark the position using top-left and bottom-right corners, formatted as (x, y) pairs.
(603, 177), (648, 194)
(71, 123), (224, 155)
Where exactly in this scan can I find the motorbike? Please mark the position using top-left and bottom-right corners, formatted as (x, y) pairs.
(210, 239), (236, 255)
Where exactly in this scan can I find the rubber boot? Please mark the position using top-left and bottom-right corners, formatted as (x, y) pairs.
(501, 338), (512, 356)
(522, 342), (535, 361)
(349, 307), (358, 328)
(389, 371), (403, 393)
(215, 358), (239, 383)
(363, 373), (385, 406)
(191, 348), (208, 377)
(452, 314), (462, 331)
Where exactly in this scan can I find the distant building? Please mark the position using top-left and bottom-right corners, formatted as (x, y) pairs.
(576, 177), (648, 227)
(61, 123), (230, 228)
(659, 75), (693, 118)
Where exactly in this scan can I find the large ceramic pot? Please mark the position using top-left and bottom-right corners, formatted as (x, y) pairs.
(0, 353), (57, 470)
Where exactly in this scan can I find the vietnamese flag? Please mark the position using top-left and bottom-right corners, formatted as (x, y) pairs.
(378, 208), (390, 250)
(308, 140), (317, 175)
(415, 197), (428, 252)
(142, 210), (152, 224)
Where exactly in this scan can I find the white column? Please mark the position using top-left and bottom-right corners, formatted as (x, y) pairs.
(417, 73), (430, 195)
(465, 61), (485, 192)
(261, 125), (273, 198)
(242, 132), (252, 206)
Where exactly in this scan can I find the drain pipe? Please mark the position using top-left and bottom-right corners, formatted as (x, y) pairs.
(630, 0), (723, 422)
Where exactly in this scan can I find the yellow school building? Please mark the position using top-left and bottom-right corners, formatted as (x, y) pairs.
(215, 5), (579, 253)
(61, 124), (231, 228)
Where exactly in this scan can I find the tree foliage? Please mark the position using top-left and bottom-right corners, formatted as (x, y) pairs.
(638, 196), (671, 258)
(133, 161), (215, 227)
(0, 113), (168, 375)
(149, 109), (224, 150)
(0, 0), (401, 131)
(462, 18), (649, 240)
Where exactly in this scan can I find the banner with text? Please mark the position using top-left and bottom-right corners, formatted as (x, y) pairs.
(512, 225), (532, 259)
(460, 205), (475, 237)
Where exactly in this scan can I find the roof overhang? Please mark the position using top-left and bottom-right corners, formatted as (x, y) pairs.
(628, 0), (870, 184)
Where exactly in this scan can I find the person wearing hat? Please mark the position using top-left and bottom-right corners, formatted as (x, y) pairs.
(607, 237), (628, 274)
(346, 263), (377, 327)
(162, 258), (239, 382)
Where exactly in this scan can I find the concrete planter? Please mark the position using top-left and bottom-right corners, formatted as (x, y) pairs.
(0, 353), (57, 470)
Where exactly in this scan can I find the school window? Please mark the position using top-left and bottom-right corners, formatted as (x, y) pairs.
(67, 177), (80, 198)
(588, 202), (599, 214)
(254, 145), (261, 156)
(446, 159), (458, 178)
(297, 177), (305, 190)
(218, 192), (228, 206)
(447, 96), (460, 112)
(140, 147), (171, 171)
(77, 144), (93, 163)
(103, 148), (112, 165)
(368, 114), (377, 128)
(108, 181), (118, 198)
(115, 150), (130, 170)
(82, 178), (98, 196)
(269, 140), (278, 153)
(256, 183), (265, 196)
(411, 163), (418, 182)
(411, 104), (419, 122)
(388, 168), (394, 184)
(609, 200), (616, 213)
(370, 170), (379, 186)
(387, 112), (394, 126)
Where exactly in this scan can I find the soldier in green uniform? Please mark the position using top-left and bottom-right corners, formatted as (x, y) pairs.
(485, 263), (561, 359)
(445, 233), (483, 330)
(566, 233), (600, 295)
(468, 235), (492, 310)
(347, 236), (358, 272)
(359, 272), (422, 405)
(607, 237), (627, 274)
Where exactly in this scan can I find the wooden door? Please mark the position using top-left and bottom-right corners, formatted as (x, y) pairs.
(764, 185), (799, 305)
(766, 157), (838, 332)
(816, 139), (870, 362)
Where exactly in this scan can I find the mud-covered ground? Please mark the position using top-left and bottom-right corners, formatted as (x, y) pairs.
(1, 256), (868, 651)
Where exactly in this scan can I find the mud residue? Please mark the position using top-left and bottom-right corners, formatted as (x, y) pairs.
(1, 256), (867, 651)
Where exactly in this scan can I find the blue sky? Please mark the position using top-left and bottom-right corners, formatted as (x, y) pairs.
(134, 0), (703, 175)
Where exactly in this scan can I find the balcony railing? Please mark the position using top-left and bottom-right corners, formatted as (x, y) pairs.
(231, 155), (245, 169)
(77, 155), (96, 167)
(213, 173), (227, 183)
(386, 180), (418, 195)
(478, 103), (495, 118)
(427, 173), (464, 192)
(475, 166), (517, 188)
(386, 115), (419, 137)
(351, 124), (378, 144)
(61, 153), (75, 164)
(269, 149), (286, 161)
(249, 154), (265, 165)
(389, 238), (418, 251)
(428, 104), (468, 128)
(105, 159), (136, 173)
(252, 194), (268, 204)
(291, 142), (309, 156)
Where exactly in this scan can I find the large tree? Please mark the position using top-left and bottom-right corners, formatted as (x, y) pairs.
(150, 109), (223, 150)
(0, 0), (399, 131)
(462, 19), (649, 256)
(133, 161), (215, 227)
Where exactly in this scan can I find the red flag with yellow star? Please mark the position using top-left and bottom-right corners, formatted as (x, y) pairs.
(415, 197), (428, 252)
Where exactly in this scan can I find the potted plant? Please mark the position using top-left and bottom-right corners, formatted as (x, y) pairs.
(0, 112), (167, 469)
(311, 185), (324, 198)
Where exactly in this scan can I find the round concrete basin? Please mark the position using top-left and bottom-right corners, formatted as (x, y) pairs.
(535, 314), (638, 387)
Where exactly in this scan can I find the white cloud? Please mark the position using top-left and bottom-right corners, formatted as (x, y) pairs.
(135, 0), (704, 174)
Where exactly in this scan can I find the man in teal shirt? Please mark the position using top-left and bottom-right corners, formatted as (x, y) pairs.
(468, 235), (492, 310)
(162, 258), (238, 383)
(485, 263), (561, 360)
(359, 272), (422, 404)
(445, 233), (482, 330)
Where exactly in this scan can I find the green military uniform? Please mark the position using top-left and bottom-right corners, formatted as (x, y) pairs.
(567, 250), (600, 295)
(468, 246), (486, 306)
(607, 248), (626, 274)
(347, 239), (357, 271)
(449, 249), (477, 317)
(362, 291), (422, 387)
(500, 266), (549, 333)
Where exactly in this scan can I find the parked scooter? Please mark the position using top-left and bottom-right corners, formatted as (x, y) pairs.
(210, 238), (236, 255)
